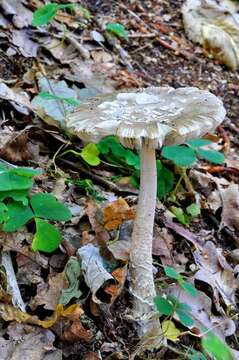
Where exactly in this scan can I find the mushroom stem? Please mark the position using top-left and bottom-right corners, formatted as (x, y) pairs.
(130, 143), (157, 317)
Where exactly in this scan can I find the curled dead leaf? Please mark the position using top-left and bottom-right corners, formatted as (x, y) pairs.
(103, 198), (135, 230)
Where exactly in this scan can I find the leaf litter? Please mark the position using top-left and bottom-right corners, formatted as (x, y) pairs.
(0, 0), (239, 359)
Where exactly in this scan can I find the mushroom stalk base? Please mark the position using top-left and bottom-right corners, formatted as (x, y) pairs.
(129, 144), (158, 330)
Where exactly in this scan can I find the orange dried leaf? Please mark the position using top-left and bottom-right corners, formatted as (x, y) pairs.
(103, 198), (135, 230)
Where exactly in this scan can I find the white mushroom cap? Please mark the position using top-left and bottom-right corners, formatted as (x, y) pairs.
(65, 87), (226, 149)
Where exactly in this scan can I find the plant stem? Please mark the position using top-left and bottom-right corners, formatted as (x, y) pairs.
(129, 144), (157, 317)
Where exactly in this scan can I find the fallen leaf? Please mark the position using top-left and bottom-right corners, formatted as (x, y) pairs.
(193, 241), (239, 308)
(0, 83), (32, 114)
(0, 129), (32, 163)
(1, 323), (60, 360)
(12, 29), (39, 57)
(1, 0), (33, 28)
(104, 266), (127, 304)
(152, 227), (174, 265)
(77, 244), (116, 304)
(59, 257), (82, 306)
(103, 198), (135, 230)
(30, 271), (68, 311)
(220, 184), (239, 231)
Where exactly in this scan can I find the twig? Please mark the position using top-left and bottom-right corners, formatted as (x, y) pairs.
(64, 33), (90, 60)
(1, 251), (26, 312)
(60, 159), (137, 195)
(119, 3), (193, 60)
(95, 18), (134, 71)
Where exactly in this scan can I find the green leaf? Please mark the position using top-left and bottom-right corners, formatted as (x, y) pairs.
(180, 281), (198, 297)
(32, 218), (62, 253)
(38, 91), (80, 106)
(164, 266), (182, 280)
(0, 202), (8, 224)
(30, 193), (72, 221)
(80, 143), (100, 166)
(0, 171), (33, 191)
(154, 295), (174, 315)
(186, 138), (213, 147)
(202, 334), (233, 360)
(0, 189), (29, 206)
(196, 149), (225, 164)
(106, 23), (128, 40)
(162, 145), (197, 167)
(156, 160), (174, 199)
(3, 201), (34, 232)
(186, 203), (201, 217)
(176, 308), (194, 327)
(0, 163), (7, 171)
(170, 206), (189, 225)
(32, 3), (59, 26)
(59, 257), (82, 305)
(176, 301), (192, 312)
(125, 150), (140, 169)
(162, 320), (181, 342)
(10, 167), (42, 178)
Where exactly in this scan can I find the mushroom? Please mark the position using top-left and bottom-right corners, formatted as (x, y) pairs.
(65, 87), (225, 329)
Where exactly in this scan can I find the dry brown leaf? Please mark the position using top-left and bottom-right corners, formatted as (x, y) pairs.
(85, 200), (110, 245)
(61, 319), (93, 343)
(104, 266), (127, 304)
(220, 183), (239, 231)
(29, 272), (68, 311)
(193, 241), (239, 308)
(103, 198), (135, 230)
(1, 323), (59, 360)
(0, 128), (34, 162)
(152, 227), (174, 265)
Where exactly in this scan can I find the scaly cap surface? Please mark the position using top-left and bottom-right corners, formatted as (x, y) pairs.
(65, 87), (226, 149)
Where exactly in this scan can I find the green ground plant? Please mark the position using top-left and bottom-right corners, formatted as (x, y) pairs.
(0, 163), (71, 252)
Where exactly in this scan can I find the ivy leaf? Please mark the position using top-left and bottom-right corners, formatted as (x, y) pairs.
(0, 189), (29, 206)
(80, 143), (101, 166)
(0, 202), (8, 224)
(32, 218), (62, 253)
(180, 281), (198, 297)
(3, 201), (34, 232)
(162, 320), (181, 342)
(30, 193), (72, 221)
(10, 167), (42, 178)
(106, 23), (128, 40)
(196, 149), (225, 164)
(176, 308), (194, 327)
(156, 160), (174, 199)
(186, 138), (213, 147)
(0, 171), (33, 191)
(202, 333), (233, 360)
(32, 3), (59, 26)
(124, 150), (140, 169)
(154, 295), (174, 315)
(162, 145), (197, 167)
(164, 266), (182, 281)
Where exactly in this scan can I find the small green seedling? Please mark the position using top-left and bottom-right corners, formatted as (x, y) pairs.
(162, 138), (225, 167)
(164, 266), (198, 297)
(32, 3), (91, 27)
(106, 23), (128, 40)
(38, 91), (80, 106)
(0, 163), (71, 252)
(170, 203), (201, 226)
(32, 3), (75, 26)
(69, 178), (105, 202)
(155, 294), (194, 327)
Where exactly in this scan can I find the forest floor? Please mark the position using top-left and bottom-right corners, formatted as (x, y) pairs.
(0, 0), (239, 359)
